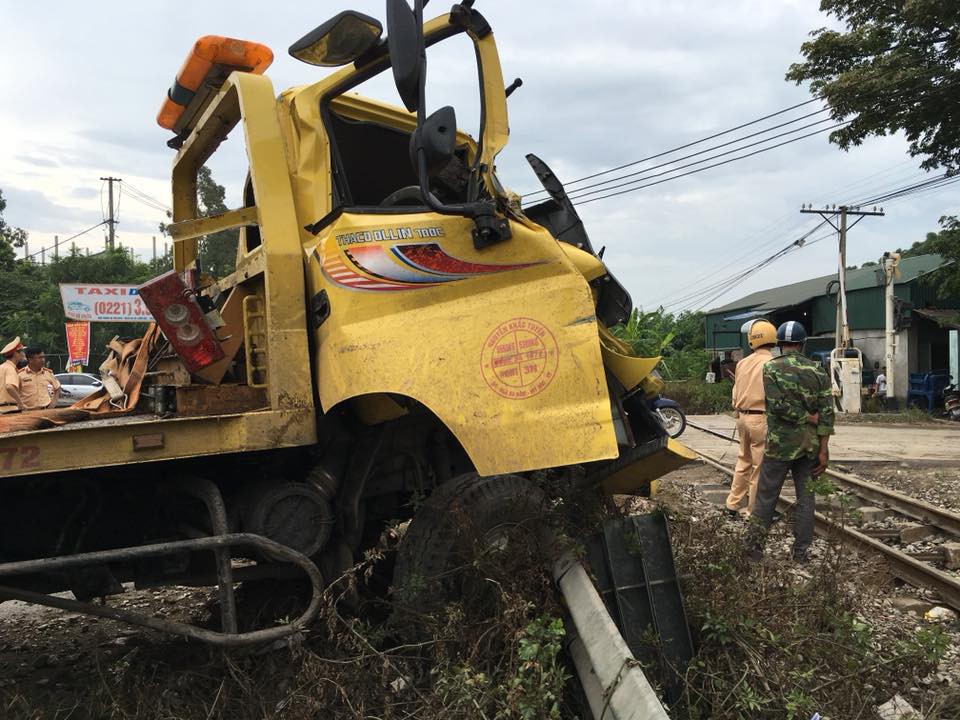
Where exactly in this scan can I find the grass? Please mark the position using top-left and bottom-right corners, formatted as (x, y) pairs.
(3, 480), (957, 719)
(658, 510), (959, 719)
(837, 401), (946, 424)
(664, 380), (733, 415)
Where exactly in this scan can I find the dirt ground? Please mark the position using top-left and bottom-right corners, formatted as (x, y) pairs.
(3, 418), (960, 717)
(0, 587), (213, 703)
(654, 460), (960, 707)
(686, 413), (960, 463)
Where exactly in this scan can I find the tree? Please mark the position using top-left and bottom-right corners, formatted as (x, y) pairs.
(894, 216), (960, 296)
(613, 308), (709, 380)
(786, 1), (960, 173)
(160, 165), (239, 277)
(0, 189), (167, 369)
(0, 188), (27, 271)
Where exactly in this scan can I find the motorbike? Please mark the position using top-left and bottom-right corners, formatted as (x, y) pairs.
(649, 395), (686, 438)
(944, 384), (960, 421)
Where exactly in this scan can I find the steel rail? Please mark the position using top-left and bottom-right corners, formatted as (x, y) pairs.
(686, 420), (960, 537)
(693, 447), (960, 610)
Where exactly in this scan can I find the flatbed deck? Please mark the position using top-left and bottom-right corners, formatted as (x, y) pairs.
(0, 407), (316, 479)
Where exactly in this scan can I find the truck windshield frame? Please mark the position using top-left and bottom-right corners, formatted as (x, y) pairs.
(318, 16), (491, 213)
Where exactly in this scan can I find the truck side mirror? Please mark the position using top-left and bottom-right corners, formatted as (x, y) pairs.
(289, 11), (384, 66)
(386, 0), (422, 112)
(410, 106), (456, 175)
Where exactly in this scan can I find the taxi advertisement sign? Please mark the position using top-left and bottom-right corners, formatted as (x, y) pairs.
(59, 284), (154, 322)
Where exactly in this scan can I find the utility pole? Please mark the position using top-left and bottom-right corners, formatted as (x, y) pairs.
(800, 204), (885, 413)
(100, 176), (121, 250)
(152, 235), (157, 263)
(54, 234), (59, 261)
(24, 239), (29, 262)
(882, 252), (901, 409)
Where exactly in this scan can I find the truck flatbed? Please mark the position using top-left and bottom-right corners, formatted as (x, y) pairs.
(0, 406), (315, 479)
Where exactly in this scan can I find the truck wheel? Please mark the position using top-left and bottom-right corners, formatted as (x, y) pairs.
(392, 473), (552, 617)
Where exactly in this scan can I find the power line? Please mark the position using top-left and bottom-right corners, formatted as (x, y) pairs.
(567, 119), (842, 203)
(662, 226), (825, 311)
(122, 181), (172, 213)
(641, 159), (920, 309)
(573, 122), (848, 206)
(639, 159), (951, 310)
(20, 221), (107, 262)
(853, 173), (955, 206)
(122, 190), (172, 215)
(666, 172), (958, 312)
(686, 230), (839, 313)
(521, 98), (824, 198)
(562, 114), (834, 201)
(662, 221), (832, 311)
(522, 71), (938, 204)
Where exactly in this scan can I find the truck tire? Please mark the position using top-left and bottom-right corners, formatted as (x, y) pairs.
(392, 473), (551, 614)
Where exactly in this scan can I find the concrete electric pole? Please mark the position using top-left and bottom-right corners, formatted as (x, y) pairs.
(882, 252), (901, 409)
(100, 176), (122, 250)
(799, 204), (886, 413)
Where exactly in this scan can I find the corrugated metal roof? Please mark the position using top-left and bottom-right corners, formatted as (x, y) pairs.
(708, 254), (947, 315)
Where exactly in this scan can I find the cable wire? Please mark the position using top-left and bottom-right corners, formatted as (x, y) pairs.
(662, 221), (832, 311)
(521, 98), (824, 198)
(567, 119), (842, 203)
(122, 181), (172, 213)
(20, 221), (108, 262)
(573, 122), (848, 206)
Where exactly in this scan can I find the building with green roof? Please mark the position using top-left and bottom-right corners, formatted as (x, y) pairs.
(704, 253), (959, 402)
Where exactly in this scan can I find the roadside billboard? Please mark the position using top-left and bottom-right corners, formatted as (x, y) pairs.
(59, 284), (154, 322)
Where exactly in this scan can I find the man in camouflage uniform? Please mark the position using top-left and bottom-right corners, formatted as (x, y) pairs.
(744, 321), (834, 563)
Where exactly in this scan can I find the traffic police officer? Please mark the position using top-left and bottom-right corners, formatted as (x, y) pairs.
(725, 318), (777, 518)
(745, 321), (834, 563)
(0, 336), (25, 413)
(19, 348), (61, 410)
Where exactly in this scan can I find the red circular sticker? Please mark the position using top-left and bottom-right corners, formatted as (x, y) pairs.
(481, 317), (559, 400)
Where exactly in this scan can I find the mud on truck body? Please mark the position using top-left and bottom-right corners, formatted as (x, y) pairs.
(0, 1), (694, 644)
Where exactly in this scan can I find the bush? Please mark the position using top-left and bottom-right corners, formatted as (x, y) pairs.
(664, 380), (732, 414)
(658, 512), (956, 719)
(613, 309), (711, 381)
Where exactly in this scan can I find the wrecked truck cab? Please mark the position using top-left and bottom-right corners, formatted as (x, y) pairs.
(280, 6), (694, 485)
(0, 1), (693, 647)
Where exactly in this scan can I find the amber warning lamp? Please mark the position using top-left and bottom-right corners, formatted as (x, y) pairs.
(157, 35), (273, 134)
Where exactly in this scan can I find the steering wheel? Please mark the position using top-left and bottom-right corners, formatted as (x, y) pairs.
(380, 185), (425, 207)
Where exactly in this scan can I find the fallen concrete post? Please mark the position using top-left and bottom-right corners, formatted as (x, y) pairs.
(554, 552), (670, 720)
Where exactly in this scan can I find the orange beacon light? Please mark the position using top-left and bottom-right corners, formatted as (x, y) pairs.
(157, 36), (273, 131)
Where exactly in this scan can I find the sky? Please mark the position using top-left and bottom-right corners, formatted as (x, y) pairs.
(0, 0), (955, 314)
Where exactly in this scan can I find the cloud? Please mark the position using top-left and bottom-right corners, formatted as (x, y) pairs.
(2, 186), (101, 234)
(16, 155), (58, 168)
(0, 0), (950, 314)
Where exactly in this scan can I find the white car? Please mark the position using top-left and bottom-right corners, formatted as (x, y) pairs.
(54, 373), (102, 407)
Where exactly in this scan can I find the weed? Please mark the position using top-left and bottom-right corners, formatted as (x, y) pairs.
(664, 380), (733, 414)
(653, 511), (956, 719)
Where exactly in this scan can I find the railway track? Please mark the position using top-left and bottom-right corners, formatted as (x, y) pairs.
(683, 420), (960, 610)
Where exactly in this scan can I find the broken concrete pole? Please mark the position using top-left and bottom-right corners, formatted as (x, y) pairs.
(857, 506), (889, 524)
(942, 542), (960, 571)
(698, 484), (731, 505)
(899, 523), (935, 545)
(875, 694), (920, 719)
(702, 490), (730, 504)
(890, 596), (933, 615)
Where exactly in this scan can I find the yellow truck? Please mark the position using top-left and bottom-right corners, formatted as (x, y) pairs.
(0, 0), (694, 644)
